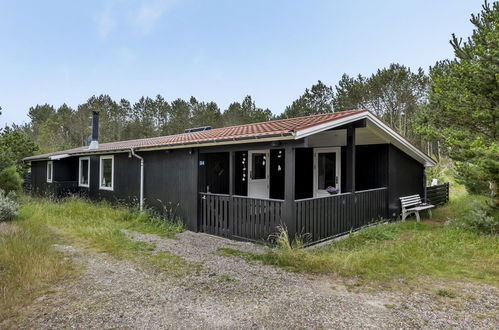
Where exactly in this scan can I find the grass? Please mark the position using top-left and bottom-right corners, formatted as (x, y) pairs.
(0, 196), (188, 321)
(0, 219), (76, 322)
(18, 196), (184, 258)
(223, 188), (499, 287)
(436, 289), (458, 299)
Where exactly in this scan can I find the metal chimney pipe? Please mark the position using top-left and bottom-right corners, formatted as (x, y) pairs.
(89, 111), (99, 149)
(92, 111), (99, 142)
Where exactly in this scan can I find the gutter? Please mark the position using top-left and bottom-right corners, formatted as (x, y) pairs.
(130, 148), (144, 211)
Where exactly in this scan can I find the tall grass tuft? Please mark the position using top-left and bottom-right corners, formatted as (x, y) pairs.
(0, 216), (75, 320)
(257, 192), (499, 286)
(0, 196), (189, 321)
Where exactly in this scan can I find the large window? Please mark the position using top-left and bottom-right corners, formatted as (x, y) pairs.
(99, 155), (114, 191)
(79, 157), (90, 187)
(46, 161), (53, 183)
(317, 153), (336, 190)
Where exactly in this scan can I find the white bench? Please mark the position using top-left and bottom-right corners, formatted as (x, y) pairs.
(400, 195), (434, 222)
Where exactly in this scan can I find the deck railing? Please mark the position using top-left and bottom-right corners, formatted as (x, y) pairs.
(295, 187), (388, 243)
(200, 193), (283, 240)
(426, 183), (449, 206)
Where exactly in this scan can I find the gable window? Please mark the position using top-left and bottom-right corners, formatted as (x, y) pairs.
(46, 161), (53, 183)
(99, 155), (114, 191)
(79, 157), (90, 187)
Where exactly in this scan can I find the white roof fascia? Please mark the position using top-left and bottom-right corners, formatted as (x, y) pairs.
(49, 154), (70, 160)
(294, 112), (368, 139)
(366, 113), (436, 167)
(294, 112), (436, 167)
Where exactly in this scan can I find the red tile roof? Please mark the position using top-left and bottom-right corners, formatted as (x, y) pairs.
(24, 109), (367, 160)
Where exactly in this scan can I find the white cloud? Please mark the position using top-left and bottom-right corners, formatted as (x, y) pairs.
(96, 2), (118, 38)
(133, 0), (178, 35)
(95, 0), (177, 38)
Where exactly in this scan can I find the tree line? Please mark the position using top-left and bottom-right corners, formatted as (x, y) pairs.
(7, 62), (431, 156)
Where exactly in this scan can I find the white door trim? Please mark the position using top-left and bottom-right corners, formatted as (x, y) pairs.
(248, 149), (270, 198)
(313, 147), (341, 197)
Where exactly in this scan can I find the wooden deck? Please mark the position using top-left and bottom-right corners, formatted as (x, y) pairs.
(295, 187), (387, 243)
(425, 183), (449, 206)
(200, 193), (283, 240)
(200, 187), (388, 244)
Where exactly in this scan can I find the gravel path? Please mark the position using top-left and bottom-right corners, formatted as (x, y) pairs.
(4, 231), (498, 329)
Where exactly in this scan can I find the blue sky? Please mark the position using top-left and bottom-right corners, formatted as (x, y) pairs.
(0, 0), (482, 127)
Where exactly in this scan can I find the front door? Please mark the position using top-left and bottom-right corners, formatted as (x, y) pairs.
(313, 147), (341, 197)
(248, 150), (270, 198)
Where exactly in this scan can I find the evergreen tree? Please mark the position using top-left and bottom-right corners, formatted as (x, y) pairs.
(189, 97), (222, 129)
(0, 127), (38, 174)
(415, 1), (499, 205)
(332, 64), (428, 140)
(222, 95), (272, 126)
(281, 80), (334, 118)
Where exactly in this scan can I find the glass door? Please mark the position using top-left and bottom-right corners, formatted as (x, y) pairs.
(248, 150), (270, 198)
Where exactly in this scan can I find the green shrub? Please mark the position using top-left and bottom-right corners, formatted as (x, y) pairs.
(0, 165), (23, 193)
(454, 164), (490, 195)
(425, 163), (448, 186)
(452, 200), (498, 235)
(0, 189), (19, 222)
(0, 147), (15, 170)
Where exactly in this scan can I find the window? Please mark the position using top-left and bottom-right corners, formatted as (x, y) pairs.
(46, 161), (53, 183)
(79, 157), (90, 187)
(313, 147), (341, 197)
(99, 155), (114, 191)
(251, 153), (267, 180)
(317, 152), (336, 189)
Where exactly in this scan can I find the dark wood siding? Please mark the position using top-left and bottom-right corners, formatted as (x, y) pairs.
(294, 148), (313, 199)
(355, 144), (388, 191)
(387, 144), (425, 217)
(269, 149), (285, 200)
(31, 150), (198, 230)
(234, 151), (248, 196)
(53, 157), (78, 182)
(142, 149), (198, 231)
(30, 158), (78, 197)
(198, 152), (229, 194)
(84, 153), (141, 205)
(30, 160), (48, 195)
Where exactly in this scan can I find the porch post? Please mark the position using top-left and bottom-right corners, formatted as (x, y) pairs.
(229, 151), (234, 196)
(284, 144), (296, 239)
(229, 151), (234, 236)
(422, 167), (427, 202)
(346, 123), (356, 192)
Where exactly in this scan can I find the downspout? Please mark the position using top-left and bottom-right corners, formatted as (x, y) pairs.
(130, 148), (144, 211)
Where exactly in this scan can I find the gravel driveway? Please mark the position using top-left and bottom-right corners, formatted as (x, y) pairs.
(4, 231), (498, 329)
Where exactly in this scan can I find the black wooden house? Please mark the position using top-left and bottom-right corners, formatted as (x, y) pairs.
(24, 109), (436, 243)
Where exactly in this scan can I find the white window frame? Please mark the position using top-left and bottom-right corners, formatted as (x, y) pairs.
(78, 157), (90, 188)
(99, 155), (114, 191)
(313, 147), (341, 197)
(46, 161), (53, 183)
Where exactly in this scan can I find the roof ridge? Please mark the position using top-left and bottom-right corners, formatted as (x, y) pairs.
(97, 109), (367, 146)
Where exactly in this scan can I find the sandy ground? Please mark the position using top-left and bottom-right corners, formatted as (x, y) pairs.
(2, 231), (498, 329)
